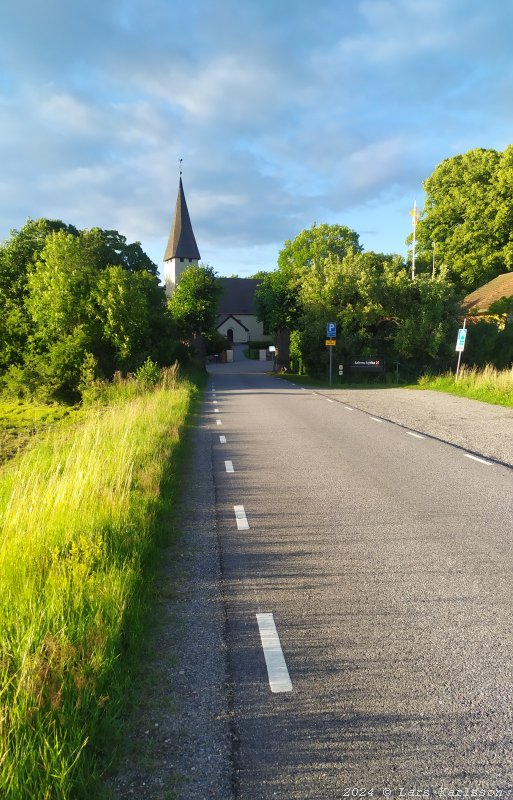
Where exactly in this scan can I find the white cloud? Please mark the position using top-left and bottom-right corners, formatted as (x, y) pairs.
(2, 0), (513, 272)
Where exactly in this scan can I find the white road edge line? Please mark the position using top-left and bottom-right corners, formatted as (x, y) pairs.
(225, 460), (234, 473)
(234, 505), (249, 530)
(219, 435), (227, 444)
(216, 419), (222, 426)
(406, 431), (425, 440)
(464, 454), (493, 466)
(256, 613), (293, 693)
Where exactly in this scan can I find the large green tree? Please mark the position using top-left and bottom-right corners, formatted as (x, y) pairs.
(293, 250), (459, 375)
(1, 223), (176, 399)
(168, 264), (222, 341)
(416, 146), (513, 291)
(256, 222), (362, 333)
(0, 219), (79, 371)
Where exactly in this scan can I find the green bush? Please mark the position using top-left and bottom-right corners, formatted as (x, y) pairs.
(135, 357), (161, 387)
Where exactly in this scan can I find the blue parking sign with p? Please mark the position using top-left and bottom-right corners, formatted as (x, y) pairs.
(327, 322), (337, 338)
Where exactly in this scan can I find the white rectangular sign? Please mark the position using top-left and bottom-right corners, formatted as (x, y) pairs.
(455, 328), (467, 352)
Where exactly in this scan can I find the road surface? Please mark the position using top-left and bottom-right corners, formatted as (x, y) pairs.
(206, 355), (513, 799)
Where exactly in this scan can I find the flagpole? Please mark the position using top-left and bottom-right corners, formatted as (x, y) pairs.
(411, 199), (417, 280)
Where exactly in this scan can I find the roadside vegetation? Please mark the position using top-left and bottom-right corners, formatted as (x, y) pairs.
(257, 147), (513, 383)
(417, 364), (513, 408)
(0, 400), (78, 464)
(276, 365), (513, 409)
(0, 366), (196, 799)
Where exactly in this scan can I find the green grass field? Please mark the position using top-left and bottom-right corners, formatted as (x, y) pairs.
(0, 372), (196, 799)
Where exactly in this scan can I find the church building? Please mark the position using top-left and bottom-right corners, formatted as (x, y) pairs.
(164, 176), (272, 345)
(163, 176), (201, 296)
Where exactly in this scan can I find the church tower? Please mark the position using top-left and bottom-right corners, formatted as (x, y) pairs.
(163, 173), (201, 296)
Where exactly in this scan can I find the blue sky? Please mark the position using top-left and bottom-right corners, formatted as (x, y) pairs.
(2, 0), (513, 281)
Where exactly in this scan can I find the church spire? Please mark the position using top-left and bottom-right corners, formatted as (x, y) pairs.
(163, 168), (201, 295)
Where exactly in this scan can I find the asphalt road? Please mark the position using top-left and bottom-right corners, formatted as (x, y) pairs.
(206, 357), (513, 800)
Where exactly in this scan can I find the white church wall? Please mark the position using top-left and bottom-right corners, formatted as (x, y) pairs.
(216, 315), (272, 344)
(217, 317), (249, 343)
(235, 315), (272, 342)
(164, 257), (199, 297)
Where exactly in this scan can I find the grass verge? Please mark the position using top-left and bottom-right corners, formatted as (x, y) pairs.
(416, 364), (513, 408)
(0, 401), (78, 465)
(0, 373), (197, 799)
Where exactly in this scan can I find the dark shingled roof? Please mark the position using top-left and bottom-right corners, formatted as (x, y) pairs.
(164, 177), (201, 262)
(218, 278), (260, 314)
(217, 314), (250, 332)
(462, 272), (513, 314)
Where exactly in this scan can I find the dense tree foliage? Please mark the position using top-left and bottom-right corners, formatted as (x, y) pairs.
(167, 263), (222, 341)
(0, 220), (180, 400)
(416, 146), (513, 291)
(0, 219), (79, 372)
(258, 224), (461, 376)
(462, 319), (513, 369)
(256, 223), (363, 333)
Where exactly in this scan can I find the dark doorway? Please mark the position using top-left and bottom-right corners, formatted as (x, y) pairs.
(227, 328), (234, 343)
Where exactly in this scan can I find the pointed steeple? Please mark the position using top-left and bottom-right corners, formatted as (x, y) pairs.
(163, 173), (201, 296)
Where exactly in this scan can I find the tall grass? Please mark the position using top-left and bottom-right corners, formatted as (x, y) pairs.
(0, 402), (77, 465)
(0, 372), (195, 799)
(417, 364), (513, 407)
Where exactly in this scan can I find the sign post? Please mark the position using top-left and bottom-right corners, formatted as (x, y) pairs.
(455, 319), (467, 380)
(326, 323), (336, 385)
(268, 345), (276, 371)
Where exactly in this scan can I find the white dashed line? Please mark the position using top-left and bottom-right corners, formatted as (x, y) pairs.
(406, 431), (425, 440)
(370, 417), (383, 423)
(256, 613), (293, 693)
(463, 454), (493, 466)
(214, 407), (220, 413)
(234, 505), (249, 530)
(326, 398), (334, 403)
(219, 435), (227, 444)
(344, 406), (354, 411)
(216, 419), (222, 426)
(225, 460), (234, 473)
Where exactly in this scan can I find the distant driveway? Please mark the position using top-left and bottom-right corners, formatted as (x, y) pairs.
(207, 343), (272, 375)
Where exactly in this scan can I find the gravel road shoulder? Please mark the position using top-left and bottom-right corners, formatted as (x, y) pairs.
(106, 408), (233, 800)
(317, 386), (513, 467)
